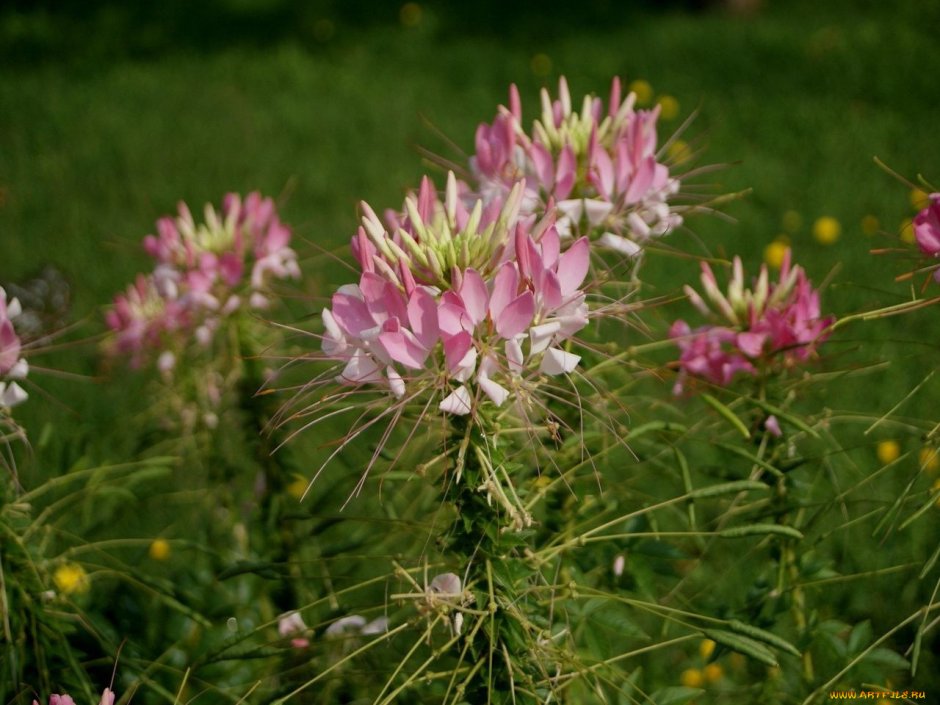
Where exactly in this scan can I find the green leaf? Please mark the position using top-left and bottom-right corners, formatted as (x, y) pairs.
(650, 686), (704, 705)
(688, 480), (769, 499)
(701, 393), (751, 439)
(728, 620), (801, 657)
(847, 620), (872, 655)
(703, 629), (779, 667)
(718, 524), (803, 540)
(862, 647), (910, 671)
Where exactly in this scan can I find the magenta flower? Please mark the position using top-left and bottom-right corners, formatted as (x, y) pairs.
(0, 286), (29, 409)
(671, 250), (833, 392)
(914, 193), (940, 282)
(467, 77), (685, 257)
(33, 691), (113, 705)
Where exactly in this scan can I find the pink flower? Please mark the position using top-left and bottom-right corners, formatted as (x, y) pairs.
(1, 286), (29, 409)
(106, 192), (300, 370)
(671, 250), (833, 392)
(914, 193), (940, 282)
(321, 182), (592, 416)
(467, 77), (686, 257)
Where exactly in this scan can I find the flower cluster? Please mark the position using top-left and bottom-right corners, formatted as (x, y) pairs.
(670, 250), (833, 393)
(33, 689), (114, 705)
(106, 192), (300, 370)
(913, 192), (940, 282)
(0, 286), (29, 409)
(321, 174), (591, 416)
(468, 77), (684, 257)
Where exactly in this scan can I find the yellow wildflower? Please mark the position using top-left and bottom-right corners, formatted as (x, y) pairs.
(149, 538), (171, 561)
(813, 216), (841, 245)
(899, 217), (915, 244)
(876, 440), (901, 465)
(680, 668), (705, 688)
(919, 447), (939, 473)
(287, 474), (309, 501)
(699, 638), (716, 659)
(667, 139), (692, 165)
(657, 95), (680, 121)
(911, 188), (929, 211)
(629, 79), (654, 106)
(53, 563), (89, 595)
(764, 239), (790, 269)
(704, 662), (724, 683)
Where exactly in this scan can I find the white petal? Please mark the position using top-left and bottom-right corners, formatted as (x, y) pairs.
(439, 386), (472, 415)
(8, 358), (28, 380)
(1, 381), (27, 408)
(479, 376), (510, 407)
(540, 347), (581, 375)
(361, 616), (389, 635)
(583, 199), (615, 226)
(626, 212), (651, 240)
(529, 321), (561, 355)
(556, 199), (584, 223)
(505, 338), (525, 374)
(326, 615), (367, 636)
(599, 232), (642, 256)
(430, 572), (462, 595)
(339, 351), (382, 384)
(386, 366), (405, 398)
(7, 297), (22, 319)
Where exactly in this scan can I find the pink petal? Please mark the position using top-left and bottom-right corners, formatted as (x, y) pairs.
(489, 262), (520, 320)
(556, 237), (590, 297)
(443, 331), (473, 373)
(495, 291), (535, 339)
(555, 145), (576, 200)
(458, 268), (489, 325)
(407, 287), (439, 350)
(331, 290), (374, 336)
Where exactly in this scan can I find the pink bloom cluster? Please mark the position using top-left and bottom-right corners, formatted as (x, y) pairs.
(913, 193), (940, 282)
(468, 77), (683, 257)
(0, 286), (29, 408)
(322, 176), (591, 415)
(33, 689), (115, 705)
(670, 250), (833, 393)
(106, 192), (299, 369)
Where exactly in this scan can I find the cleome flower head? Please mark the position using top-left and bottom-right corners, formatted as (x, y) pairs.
(670, 249), (834, 393)
(913, 192), (940, 282)
(321, 180), (591, 416)
(106, 192), (299, 370)
(0, 286), (29, 410)
(353, 172), (524, 290)
(468, 76), (685, 258)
